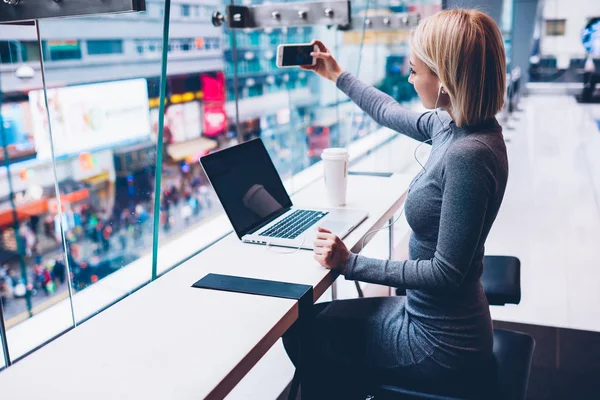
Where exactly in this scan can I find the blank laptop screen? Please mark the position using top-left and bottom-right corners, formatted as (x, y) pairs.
(201, 139), (293, 237)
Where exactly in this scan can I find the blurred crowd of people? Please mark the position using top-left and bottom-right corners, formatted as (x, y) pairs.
(159, 175), (212, 233)
(0, 255), (67, 305)
(0, 179), (216, 311)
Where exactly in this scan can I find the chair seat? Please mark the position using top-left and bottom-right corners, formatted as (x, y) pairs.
(372, 329), (535, 400)
(481, 255), (521, 305)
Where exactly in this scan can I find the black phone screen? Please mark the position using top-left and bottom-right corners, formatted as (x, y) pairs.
(281, 45), (314, 66)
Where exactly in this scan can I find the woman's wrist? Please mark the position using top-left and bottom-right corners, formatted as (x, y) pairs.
(339, 251), (353, 275)
(330, 69), (344, 83)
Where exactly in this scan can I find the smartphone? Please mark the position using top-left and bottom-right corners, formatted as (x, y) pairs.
(276, 44), (318, 68)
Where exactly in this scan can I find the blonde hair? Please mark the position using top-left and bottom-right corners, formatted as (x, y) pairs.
(410, 9), (506, 127)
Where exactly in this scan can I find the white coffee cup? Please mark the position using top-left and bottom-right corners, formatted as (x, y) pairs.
(321, 148), (349, 206)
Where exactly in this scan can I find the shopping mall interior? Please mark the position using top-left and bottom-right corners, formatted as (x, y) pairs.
(0, 0), (600, 399)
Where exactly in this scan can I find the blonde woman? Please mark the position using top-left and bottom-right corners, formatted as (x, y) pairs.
(283, 9), (508, 399)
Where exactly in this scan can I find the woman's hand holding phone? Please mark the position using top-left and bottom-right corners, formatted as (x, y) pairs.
(303, 40), (344, 83)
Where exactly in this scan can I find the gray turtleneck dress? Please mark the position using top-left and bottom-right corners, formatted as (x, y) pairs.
(283, 71), (508, 398)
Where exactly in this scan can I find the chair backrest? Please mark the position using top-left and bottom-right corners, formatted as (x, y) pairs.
(481, 255), (521, 306)
(493, 329), (536, 400)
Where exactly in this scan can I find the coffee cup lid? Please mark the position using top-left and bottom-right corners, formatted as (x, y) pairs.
(321, 148), (349, 161)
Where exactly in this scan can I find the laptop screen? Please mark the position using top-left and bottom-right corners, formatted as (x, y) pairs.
(200, 139), (293, 238)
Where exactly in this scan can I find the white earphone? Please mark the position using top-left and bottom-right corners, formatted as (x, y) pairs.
(358, 81), (451, 255)
(435, 82), (444, 108)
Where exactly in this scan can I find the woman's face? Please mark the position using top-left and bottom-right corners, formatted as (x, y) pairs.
(408, 52), (447, 110)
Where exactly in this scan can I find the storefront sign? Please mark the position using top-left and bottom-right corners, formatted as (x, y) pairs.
(29, 78), (151, 160)
(203, 104), (227, 137)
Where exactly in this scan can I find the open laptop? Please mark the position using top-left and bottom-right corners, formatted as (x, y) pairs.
(200, 139), (368, 250)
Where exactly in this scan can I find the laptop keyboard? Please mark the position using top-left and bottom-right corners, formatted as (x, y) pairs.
(259, 210), (328, 239)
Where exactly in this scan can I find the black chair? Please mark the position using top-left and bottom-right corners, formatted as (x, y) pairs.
(372, 329), (535, 400)
(481, 255), (521, 306)
(371, 255), (535, 400)
(288, 256), (535, 400)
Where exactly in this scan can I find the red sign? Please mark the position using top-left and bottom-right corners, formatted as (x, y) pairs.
(203, 104), (227, 137)
(201, 72), (226, 103)
(201, 71), (227, 137)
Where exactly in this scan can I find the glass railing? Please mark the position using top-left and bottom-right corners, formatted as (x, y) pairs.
(0, 0), (440, 368)
(0, 1), (169, 363)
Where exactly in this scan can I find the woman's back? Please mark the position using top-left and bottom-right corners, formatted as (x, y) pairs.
(404, 114), (508, 367)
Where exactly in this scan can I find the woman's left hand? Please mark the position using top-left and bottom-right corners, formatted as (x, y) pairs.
(314, 227), (350, 272)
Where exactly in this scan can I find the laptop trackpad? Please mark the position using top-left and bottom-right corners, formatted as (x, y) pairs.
(318, 220), (349, 236)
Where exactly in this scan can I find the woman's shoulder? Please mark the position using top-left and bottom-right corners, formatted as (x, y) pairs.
(445, 131), (507, 174)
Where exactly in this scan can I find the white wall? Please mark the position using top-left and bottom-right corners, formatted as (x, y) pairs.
(541, 0), (600, 68)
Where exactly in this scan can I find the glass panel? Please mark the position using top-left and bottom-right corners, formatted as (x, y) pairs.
(34, 3), (169, 330)
(0, 24), (76, 362)
(0, 3), (169, 361)
(333, 1), (442, 176)
(201, 0), (446, 257)
(153, 0), (225, 276)
(0, 0), (446, 365)
(223, 0), (342, 197)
